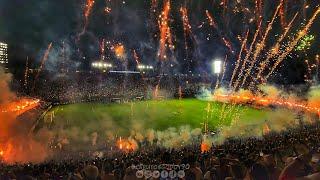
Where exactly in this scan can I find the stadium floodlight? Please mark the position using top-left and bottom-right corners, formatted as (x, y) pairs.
(137, 64), (154, 70)
(212, 59), (222, 74)
(91, 61), (113, 69)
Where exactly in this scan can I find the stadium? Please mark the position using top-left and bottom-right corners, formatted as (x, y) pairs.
(0, 0), (320, 179)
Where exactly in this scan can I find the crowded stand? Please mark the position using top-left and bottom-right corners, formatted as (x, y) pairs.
(1, 122), (320, 179)
(29, 72), (206, 104)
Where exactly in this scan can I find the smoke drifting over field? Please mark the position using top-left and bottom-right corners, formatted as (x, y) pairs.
(208, 84), (319, 144)
(38, 85), (320, 154)
(0, 67), (49, 163)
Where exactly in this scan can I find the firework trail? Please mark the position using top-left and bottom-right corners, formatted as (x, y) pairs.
(148, 0), (159, 41)
(154, 84), (160, 98)
(255, 0), (263, 27)
(158, 0), (172, 61)
(230, 30), (249, 88)
(237, 34), (249, 54)
(265, 7), (320, 81)
(180, 5), (197, 64)
(84, 0), (95, 28)
(303, 1), (308, 20)
(133, 49), (140, 65)
(205, 10), (234, 54)
(280, 0), (287, 28)
(263, 123), (271, 135)
(221, 0), (228, 24)
(254, 13), (298, 84)
(240, 2), (282, 88)
(205, 10), (218, 29)
(215, 56), (228, 124)
(32, 43), (53, 92)
(84, 0), (95, 19)
(24, 57), (29, 89)
(156, 0), (173, 100)
(180, 6), (194, 51)
(100, 38), (105, 60)
(203, 102), (210, 133)
(221, 56), (227, 83)
(78, 0), (95, 38)
(222, 37), (234, 53)
(305, 59), (312, 83)
(233, 21), (262, 90)
(151, 0), (158, 13)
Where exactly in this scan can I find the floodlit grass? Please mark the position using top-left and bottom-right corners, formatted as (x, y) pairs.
(45, 99), (268, 136)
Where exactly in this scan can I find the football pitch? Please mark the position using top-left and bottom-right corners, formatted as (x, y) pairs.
(43, 99), (271, 137)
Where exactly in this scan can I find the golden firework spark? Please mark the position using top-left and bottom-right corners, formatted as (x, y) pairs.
(240, 2), (282, 88)
(233, 21), (262, 90)
(254, 12), (298, 84)
(230, 30), (249, 88)
(265, 7), (320, 81)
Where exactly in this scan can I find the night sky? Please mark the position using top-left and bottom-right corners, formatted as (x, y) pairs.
(0, 0), (319, 84)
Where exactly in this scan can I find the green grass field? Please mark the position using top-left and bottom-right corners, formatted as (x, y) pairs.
(44, 99), (270, 137)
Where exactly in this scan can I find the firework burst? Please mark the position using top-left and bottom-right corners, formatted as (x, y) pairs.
(112, 43), (126, 60)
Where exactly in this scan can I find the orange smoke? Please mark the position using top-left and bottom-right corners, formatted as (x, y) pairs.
(0, 99), (40, 115)
(263, 123), (271, 135)
(213, 92), (320, 115)
(0, 138), (48, 164)
(0, 98), (47, 164)
(117, 137), (138, 152)
(0, 98), (44, 163)
(1, 66), (48, 163)
(201, 142), (210, 153)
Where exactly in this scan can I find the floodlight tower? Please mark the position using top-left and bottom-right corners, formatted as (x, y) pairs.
(212, 59), (222, 74)
(211, 58), (223, 88)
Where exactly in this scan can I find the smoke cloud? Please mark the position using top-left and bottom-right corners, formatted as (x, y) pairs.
(0, 67), (49, 164)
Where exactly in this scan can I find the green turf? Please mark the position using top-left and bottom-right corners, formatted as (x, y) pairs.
(44, 99), (269, 137)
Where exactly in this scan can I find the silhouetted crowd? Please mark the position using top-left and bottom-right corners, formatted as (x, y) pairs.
(1, 122), (320, 179)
